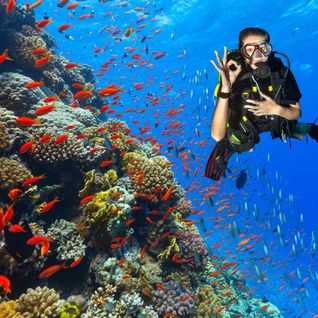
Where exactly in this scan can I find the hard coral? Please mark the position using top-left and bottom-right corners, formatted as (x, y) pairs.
(122, 152), (182, 203)
(0, 300), (22, 318)
(16, 286), (63, 318)
(0, 121), (10, 153)
(0, 72), (45, 116)
(0, 157), (33, 190)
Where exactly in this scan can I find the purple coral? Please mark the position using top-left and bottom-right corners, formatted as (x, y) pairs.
(151, 281), (196, 317)
(177, 231), (209, 270)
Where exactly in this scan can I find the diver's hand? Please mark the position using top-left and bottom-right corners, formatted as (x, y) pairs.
(210, 46), (242, 91)
(244, 90), (280, 116)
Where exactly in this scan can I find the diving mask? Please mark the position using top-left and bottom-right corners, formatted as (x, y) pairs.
(241, 40), (272, 59)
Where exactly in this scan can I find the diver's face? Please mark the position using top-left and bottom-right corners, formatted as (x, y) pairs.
(241, 35), (270, 69)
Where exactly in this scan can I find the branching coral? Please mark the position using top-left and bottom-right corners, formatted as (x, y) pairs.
(0, 300), (22, 318)
(15, 286), (64, 318)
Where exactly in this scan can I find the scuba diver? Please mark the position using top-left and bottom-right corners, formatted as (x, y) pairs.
(205, 27), (318, 181)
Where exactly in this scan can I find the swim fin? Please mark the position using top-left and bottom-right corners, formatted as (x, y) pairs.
(205, 138), (234, 181)
(308, 122), (318, 142)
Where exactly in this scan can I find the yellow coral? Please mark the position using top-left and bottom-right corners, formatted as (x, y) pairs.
(79, 169), (95, 197)
(84, 188), (118, 224)
(157, 237), (179, 260)
(102, 169), (117, 189)
(0, 300), (22, 318)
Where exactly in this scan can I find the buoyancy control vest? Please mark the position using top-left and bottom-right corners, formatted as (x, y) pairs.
(214, 50), (292, 152)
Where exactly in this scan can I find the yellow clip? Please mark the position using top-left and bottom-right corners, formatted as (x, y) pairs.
(252, 86), (257, 92)
(242, 116), (247, 122)
(214, 83), (220, 97)
(268, 85), (273, 92)
(230, 133), (241, 143)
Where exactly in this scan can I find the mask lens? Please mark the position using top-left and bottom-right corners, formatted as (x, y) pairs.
(242, 41), (272, 59)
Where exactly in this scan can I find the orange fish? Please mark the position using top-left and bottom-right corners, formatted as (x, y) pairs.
(32, 48), (47, 55)
(0, 49), (13, 64)
(145, 216), (155, 224)
(70, 256), (84, 268)
(140, 245), (147, 258)
(34, 104), (55, 116)
(125, 218), (136, 225)
(54, 134), (69, 144)
(39, 262), (67, 279)
(64, 62), (78, 69)
(6, 0), (15, 14)
(40, 197), (60, 214)
(25, 81), (44, 89)
(117, 257), (126, 265)
(36, 18), (53, 29)
(73, 90), (92, 100)
(100, 160), (112, 167)
(8, 188), (21, 201)
(34, 55), (51, 67)
(40, 240), (50, 256)
(43, 96), (58, 102)
(0, 275), (11, 295)
(22, 174), (46, 187)
(57, 0), (70, 7)
(27, 235), (49, 245)
(19, 139), (36, 154)
(39, 135), (52, 143)
(110, 243), (121, 249)
(98, 86), (123, 97)
(16, 116), (41, 126)
(80, 195), (94, 204)
(67, 2), (79, 9)
(238, 237), (251, 247)
(26, 0), (43, 10)
(58, 23), (72, 33)
(162, 187), (173, 201)
(8, 224), (25, 233)
(2, 204), (14, 227)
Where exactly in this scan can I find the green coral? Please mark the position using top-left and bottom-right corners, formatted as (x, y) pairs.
(79, 169), (95, 197)
(58, 303), (80, 318)
(157, 237), (179, 260)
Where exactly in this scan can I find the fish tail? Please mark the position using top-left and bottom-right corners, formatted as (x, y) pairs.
(35, 117), (42, 125)
(4, 49), (14, 61)
(61, 261), (69, 269)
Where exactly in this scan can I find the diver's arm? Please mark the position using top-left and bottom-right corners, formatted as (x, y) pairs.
(211, 88), (231, 141)
(276, 102), (301, 120)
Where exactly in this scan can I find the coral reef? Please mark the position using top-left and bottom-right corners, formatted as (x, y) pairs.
(0, 4), (285, 318)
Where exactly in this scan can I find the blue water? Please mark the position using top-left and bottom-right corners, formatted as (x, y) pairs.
(8, 0), (318, 316)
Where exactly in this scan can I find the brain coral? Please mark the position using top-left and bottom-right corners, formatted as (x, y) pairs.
(0, 157), (33, 190)
(0, 72), (46, 116)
